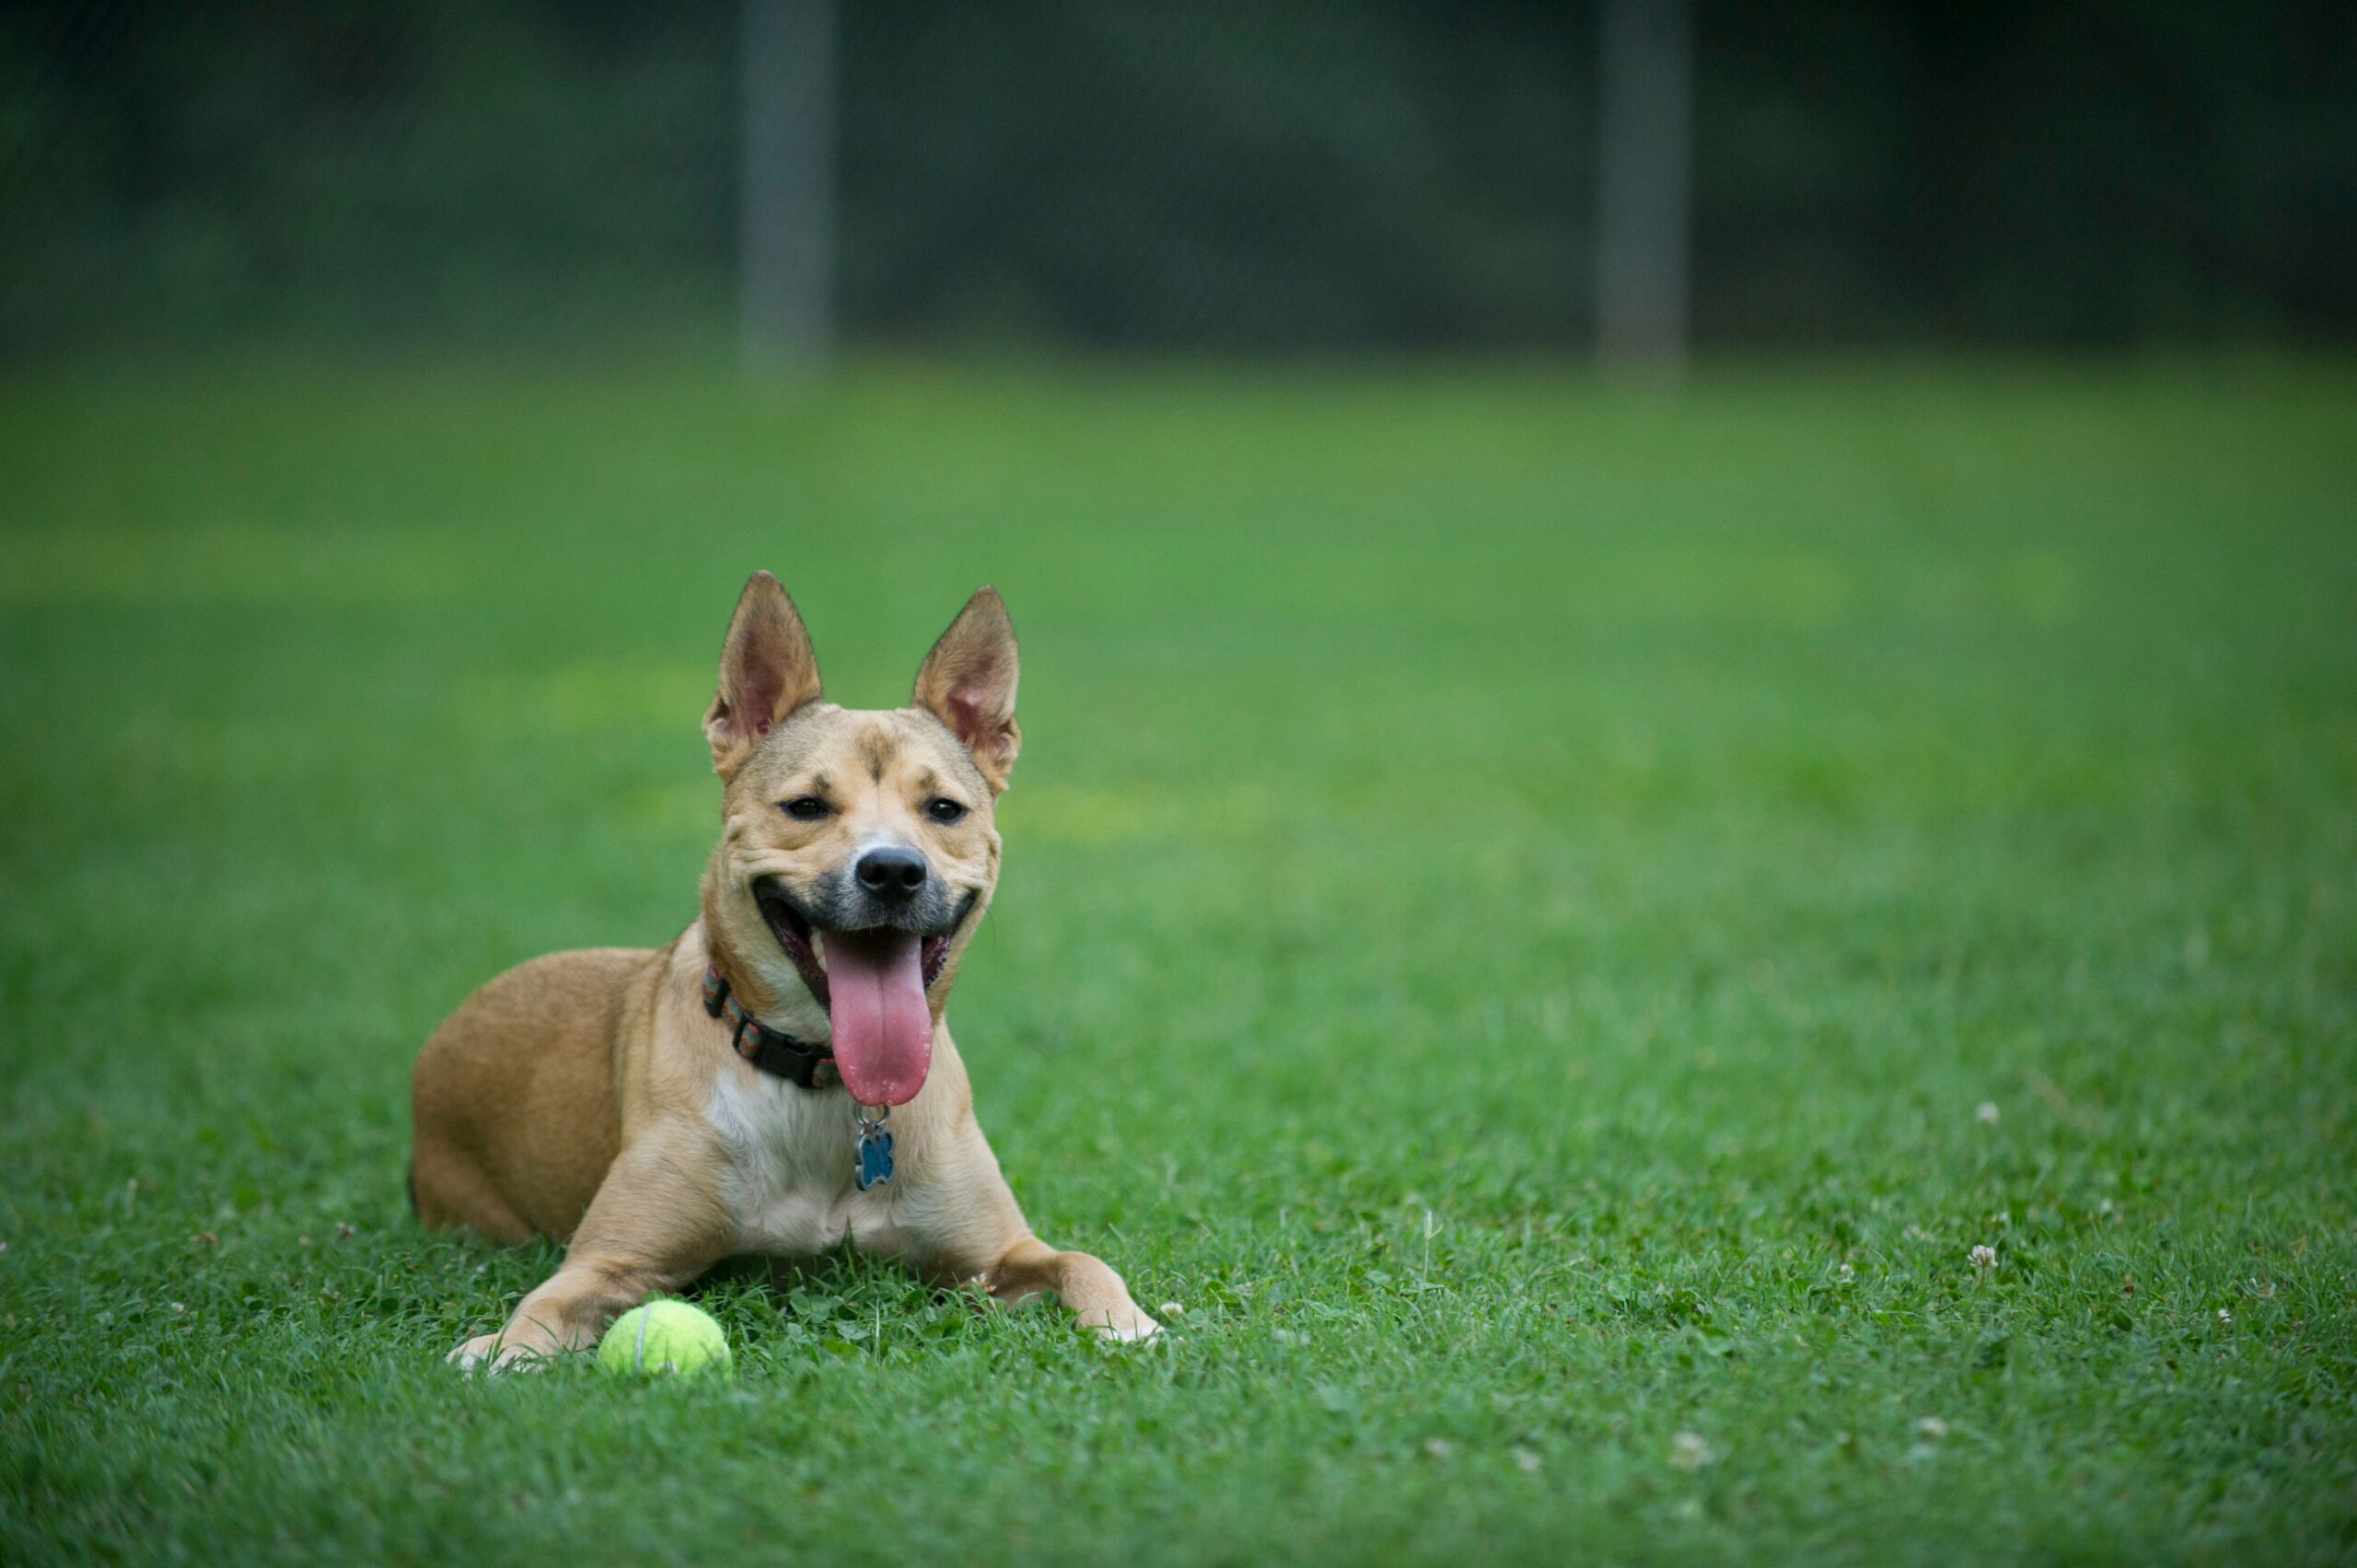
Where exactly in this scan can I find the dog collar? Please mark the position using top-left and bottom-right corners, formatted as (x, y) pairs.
(702, 966), (840, 1090)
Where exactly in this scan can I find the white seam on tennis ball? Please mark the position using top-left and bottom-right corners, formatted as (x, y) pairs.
(634, 1305), (652, 1371)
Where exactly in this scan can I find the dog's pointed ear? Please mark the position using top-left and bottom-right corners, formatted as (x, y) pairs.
(913, 587), (1020, 791)
(705, 571), (822, 775)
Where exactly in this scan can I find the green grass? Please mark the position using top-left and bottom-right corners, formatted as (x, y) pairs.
(2, 356), (2353, 1565)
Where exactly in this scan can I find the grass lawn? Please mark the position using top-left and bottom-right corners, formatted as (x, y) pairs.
(2, 356), (2353, 1565)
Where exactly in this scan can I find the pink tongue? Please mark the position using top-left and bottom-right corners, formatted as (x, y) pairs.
(821, 928), (933, 1106)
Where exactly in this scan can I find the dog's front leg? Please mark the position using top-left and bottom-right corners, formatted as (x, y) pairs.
(450, 1120), (733, 1373)
(913, 1121), (1159, 1342)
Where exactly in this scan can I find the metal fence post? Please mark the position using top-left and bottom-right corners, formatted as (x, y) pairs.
(741, 0), (836, 374)
(1595, 0), (1691, 372)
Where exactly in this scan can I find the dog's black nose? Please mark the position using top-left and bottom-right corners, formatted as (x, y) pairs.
(855, 845), (929, 896)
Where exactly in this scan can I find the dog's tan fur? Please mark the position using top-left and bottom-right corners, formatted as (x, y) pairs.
(412, 575), (1155, 1370)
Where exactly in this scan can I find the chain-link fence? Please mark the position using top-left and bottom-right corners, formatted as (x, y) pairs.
(3, 0), (2352, 364)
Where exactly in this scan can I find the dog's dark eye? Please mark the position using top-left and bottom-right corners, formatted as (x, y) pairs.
(924, 796), (968, 824)
(781, 796), (830, 820)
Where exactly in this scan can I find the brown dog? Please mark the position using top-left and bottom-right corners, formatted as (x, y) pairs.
(411, 575), (1157, 1369)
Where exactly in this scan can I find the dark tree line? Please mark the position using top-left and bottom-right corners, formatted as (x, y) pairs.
(2, 0), (2350, 357)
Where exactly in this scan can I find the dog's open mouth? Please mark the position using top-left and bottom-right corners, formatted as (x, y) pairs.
(752, 881), (956, 1001)
(752, 878), (957, 1107)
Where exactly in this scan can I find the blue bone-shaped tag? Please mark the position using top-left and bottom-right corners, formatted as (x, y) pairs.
(854, 1124), (894, 1190)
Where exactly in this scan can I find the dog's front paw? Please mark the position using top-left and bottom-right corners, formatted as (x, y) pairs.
(1085, 1302), (1161, 1343)
(447, 1331), (552, 1376)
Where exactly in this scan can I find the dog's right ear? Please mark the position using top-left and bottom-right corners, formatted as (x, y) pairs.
(704, 571), (822, 775)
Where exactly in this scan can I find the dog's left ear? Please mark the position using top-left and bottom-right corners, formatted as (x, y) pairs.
(914, 587), (1020, 791)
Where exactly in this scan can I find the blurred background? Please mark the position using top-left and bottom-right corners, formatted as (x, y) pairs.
(5, 0), (2352, 366)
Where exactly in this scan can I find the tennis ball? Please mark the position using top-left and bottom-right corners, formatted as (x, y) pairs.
(598, 1300), (731, 1377)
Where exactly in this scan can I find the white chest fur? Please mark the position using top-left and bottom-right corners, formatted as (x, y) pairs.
(702, 1067), (910, 1258)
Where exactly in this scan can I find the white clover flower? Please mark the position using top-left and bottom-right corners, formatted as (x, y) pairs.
(1513, 1447), (1543, 1473)
(1914, 1416), (1948, 1441)
(1970, 1244), (1997, 1270)
(1976, 1101), (2000, 1125)
(1158, 1302), (1185, 1316)
(1668, 1432), (1717, 1470)
(2218, 1307), (2232, 1325)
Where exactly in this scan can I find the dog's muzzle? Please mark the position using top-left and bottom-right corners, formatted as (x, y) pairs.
(750, 872), (973, 1002)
